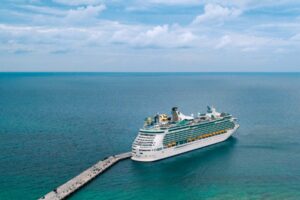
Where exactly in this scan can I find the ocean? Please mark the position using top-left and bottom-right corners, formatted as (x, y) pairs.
(0, 73), (300, 200)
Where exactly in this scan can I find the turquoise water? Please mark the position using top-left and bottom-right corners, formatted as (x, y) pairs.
(1, 73), (300, 200)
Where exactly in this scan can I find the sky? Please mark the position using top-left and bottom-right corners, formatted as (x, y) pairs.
(1, 0), (300, 72)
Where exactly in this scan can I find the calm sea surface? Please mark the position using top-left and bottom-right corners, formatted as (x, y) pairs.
(0, 73), (300, 200)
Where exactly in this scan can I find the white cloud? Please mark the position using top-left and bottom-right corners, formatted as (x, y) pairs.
(192, 4), (242, 24)
(125, 0), (202, 12)
(0, 24), (102, 53)
(20, 5), (66, 16)
(65, 4), (106, 23)
(145, 25), (168, 37)
(0, 21), (200, 55)
(215, 34), (282, 51)
(215, 35), (231, 49)
(2, 0), (300, 71)
(17, 4), (106, 25)
(1, 0), (299, 60)
(53, 0), (104, 6)
(126, 0), (249, 12)
(0, 17), (292, 56)
(145, 0), (201, 5)
(290, 33), (300, 41)
(112, 24), (197, 48)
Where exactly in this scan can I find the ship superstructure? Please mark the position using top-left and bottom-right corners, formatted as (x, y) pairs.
(131, 106), (239, 162)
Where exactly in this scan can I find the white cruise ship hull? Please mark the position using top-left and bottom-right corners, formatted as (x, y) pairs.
(131, 125), (239, 162)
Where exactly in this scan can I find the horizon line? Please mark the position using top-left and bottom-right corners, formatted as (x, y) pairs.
(1, 71), (300, 73)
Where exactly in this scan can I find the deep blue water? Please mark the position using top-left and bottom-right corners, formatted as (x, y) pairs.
(0, 73), (300, 200)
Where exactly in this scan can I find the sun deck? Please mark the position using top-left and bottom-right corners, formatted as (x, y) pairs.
(142, 113), (232, 132)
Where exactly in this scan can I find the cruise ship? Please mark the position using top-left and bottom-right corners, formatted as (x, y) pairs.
(131, 106), (239, 162)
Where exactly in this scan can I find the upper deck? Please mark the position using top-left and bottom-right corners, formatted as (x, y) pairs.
(140, 111), (233, 134)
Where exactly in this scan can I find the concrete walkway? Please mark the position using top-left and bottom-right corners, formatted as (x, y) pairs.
(39, 152), (132, 200)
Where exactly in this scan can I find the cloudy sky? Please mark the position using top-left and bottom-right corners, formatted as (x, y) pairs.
(1, 0), (300, 72)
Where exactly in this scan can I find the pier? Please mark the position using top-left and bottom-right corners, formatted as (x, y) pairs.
(39, 152), (132, 200)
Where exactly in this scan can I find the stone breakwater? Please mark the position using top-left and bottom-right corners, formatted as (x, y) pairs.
(39, 152), (132, 200)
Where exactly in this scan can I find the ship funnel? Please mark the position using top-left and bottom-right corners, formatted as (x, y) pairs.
(207, 106), (221, 118)
(207, 106), (216, 113)
(172, 107), (179, 122)
(154, 113), (159, 124)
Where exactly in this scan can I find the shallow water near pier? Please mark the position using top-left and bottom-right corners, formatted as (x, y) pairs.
(0, 73), (300, 199)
